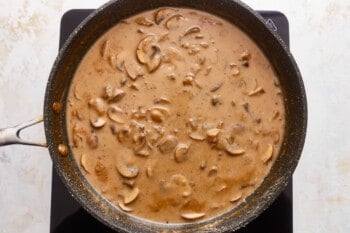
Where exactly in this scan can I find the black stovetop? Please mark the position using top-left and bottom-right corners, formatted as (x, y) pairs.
(50, 10), (292, 233)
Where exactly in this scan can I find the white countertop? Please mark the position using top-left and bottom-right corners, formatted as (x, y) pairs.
(0, 0), (349, 232)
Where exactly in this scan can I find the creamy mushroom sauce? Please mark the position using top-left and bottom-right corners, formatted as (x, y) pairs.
(66, 8), (285, 223)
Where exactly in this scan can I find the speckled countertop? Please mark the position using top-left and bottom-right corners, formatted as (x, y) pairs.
(0, 0), (349, 232)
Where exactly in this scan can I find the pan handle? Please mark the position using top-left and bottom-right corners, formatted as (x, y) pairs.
(0, 116), (47, 147)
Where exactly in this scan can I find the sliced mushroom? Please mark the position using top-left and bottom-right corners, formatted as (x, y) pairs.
(271, 110), (280, 121)
(124, 60), (144, 80)
(116, 51), (127, 72)
(189, 132), (206, 141)
(188, 45), (201, 55)
(90, 117), (106, 128)
(136, 35), (162, 72)
(273, 131), (280, 144)
(230, 192), (243, 202)
(95, 161), (108, 182)
(86, 132), (98, 149)
(158, 135), (179, 153)
(124, 187), (140, 204)
(240, 50), (251, 61)
(104, 85), (126, 102)
(146, 165), (153, 177)
(171, 174), (192, 197)
(208, 165), (218, 176)
(101, 40), (111, 59)
(116, 163), (139, 178)
(183, 25), (201, 37)
(107, 105), (126, 124)
(150, 109), (163, 123)
(150, 106), (170, 115)
(183, 75), (194, 86)
(135, 149), (150, 157)
(211, 95), (221, 106)
(199, 42), (209, 48)
(225, 145), (245, 155)
(81, 153), (92, 173)
(162, 47), (183, 63)
(181, 212), (205, 220)
(72, 123), (86, 147)
(206, 128), (221, 138)
(210, 82), (223, 92)
(205, 65), (213, 76)
(165, 14), (184, 29)
(248, 87), (265, 96)
(174, 143), (190, 163)
(108, 54), (117, 69)
(154, 96), (171, 104)
(262, 144), (274, 163)
(154, 8), (176, 24)
(135, 17), (154, 26)
(117, 125), (131, 143)
(230, 63), (240, 76)
(200, 160), (207, 170)
(118, 201), (133, 212)
(89, 98), (107, 115)
(216, 184), (227, 192)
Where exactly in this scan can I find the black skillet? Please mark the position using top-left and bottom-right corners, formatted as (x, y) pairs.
(0, 0), (307, 232)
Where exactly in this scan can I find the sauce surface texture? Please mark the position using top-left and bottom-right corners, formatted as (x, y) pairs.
(67, 8), (285, 223)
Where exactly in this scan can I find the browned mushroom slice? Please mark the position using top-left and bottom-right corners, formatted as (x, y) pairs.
(136, 35), (162, 72)
(118, 202), (133, 212)
(181, 212), (205, 220)
(90, 117), (106, 128)
(150, 106), (170, 115)
(248, 86), (265, 96)
(189, 132), (206, 141)
(135, 17), (154, 26)
(116, 163), (139, 178)
(81, 153), (95, 174)
(124, 60), (144, 80)
(86, 132), (98, 149)
(206, 128), (221, 138)
(101, 40), (111, 59)
(150, 109), (163, 123)
(158, 135), (179, 153)
(124, 187), (140, 204)
(174, 143), (190, 163)
(116, 51), (127, 72)
(262, 144), (274, 163)
(72, 123), (86, 147)
(183, 25), (201, 37)
(117, 125), (131, 143)
(225, 145), (245, 156)
(107, 105), (126, 124)
(89, 98), (107, 115)
(210, 82), (224, 92)
(183, 75), (194, 86)
(230, 63), (240, 76)
(104, 85), (126, 102)
(153, 96), (171, 104)
(135, 149), (150, 157)
(230, 192), (243, 202)
(165, 14), (184, 29)
(162, 47), (183, 63)
(154, 8), (176, 24)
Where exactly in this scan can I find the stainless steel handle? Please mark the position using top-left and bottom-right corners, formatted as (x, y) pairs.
(0, 116), (47, 147)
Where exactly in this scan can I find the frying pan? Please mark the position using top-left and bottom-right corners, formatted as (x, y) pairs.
(0, 0), (307, 232)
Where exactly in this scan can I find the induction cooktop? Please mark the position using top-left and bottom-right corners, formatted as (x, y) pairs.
(51, 9), (292, 233)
